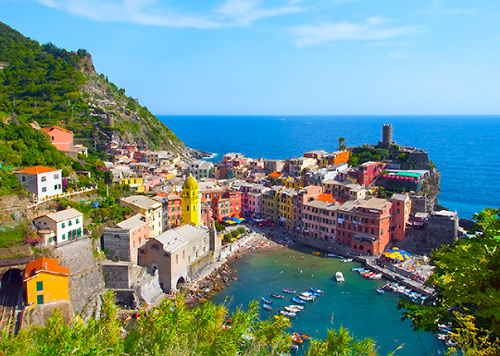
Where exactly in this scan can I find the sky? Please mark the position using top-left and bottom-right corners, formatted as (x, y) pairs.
(2, 0), (500, 115)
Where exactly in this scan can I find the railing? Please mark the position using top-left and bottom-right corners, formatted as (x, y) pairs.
(29, 187), (97, 207)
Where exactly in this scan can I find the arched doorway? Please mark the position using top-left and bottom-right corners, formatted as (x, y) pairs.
(176, 276), (186, 289)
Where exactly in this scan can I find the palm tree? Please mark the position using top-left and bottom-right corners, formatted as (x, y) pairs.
(338, 137), (347, 151)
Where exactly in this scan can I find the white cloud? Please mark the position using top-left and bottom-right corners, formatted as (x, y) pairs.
(36, 0), (306, 29)
(291, 17), (419, 47)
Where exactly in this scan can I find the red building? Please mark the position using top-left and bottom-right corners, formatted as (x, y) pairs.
(356, 161), (385, 186)
(389, 194), (411, 241)
(211, 190), (242, 221)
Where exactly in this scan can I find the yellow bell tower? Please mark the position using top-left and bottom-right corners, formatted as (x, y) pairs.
(181, 174), (201, 226)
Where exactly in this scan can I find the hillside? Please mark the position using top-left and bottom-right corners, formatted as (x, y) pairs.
(0, 21), (203, 158)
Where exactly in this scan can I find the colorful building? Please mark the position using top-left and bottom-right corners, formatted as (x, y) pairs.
(15, 166), (63, 202)
(33, 208), (84, 245)
(120, 195), (163, 237)
(41, 126), (73, 152)
(356, 161), (386, 186)
(389, 194), (412, 241)
(24, 257), (70, 306)
(181, 175), (201, 226)
(262, 186), (282, 222)
(120, 177), (145, 192)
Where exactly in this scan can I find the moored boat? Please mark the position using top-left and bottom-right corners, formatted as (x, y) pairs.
(341, 258), (353, 263)
(293, 332), (311, 340)
(310, 287), (323, 294)
(263, 303), (272, 310)
(271, 293), (284, 299)
(292, 297), (306, 304)
(291, 334), (303, 343)
(298, 295), (315, 301)
(283, 288), (296, 294)
(280, 310), (297, 317)
(289, 304), (304, 310)
(285, 306), (300, 312)
(312, 251), (321, 256)
(262, 297), (273, 304)
(335, 271), (345, 282)
(376, 287), (385, 294)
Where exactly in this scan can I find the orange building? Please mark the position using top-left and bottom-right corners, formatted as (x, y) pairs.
(42, 126), (73, 152)
(332, 150), (350, 165)
(24, 257), (70, 306)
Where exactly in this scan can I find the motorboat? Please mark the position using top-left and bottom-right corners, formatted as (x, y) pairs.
(283, 288), (296, 294)
(271, 293), (284, 299)
(291, 333), (303, 343)
(298, 295), (315, 301)
(289, 305), (304, 310)
(263, 303), (272, 310)
(285, 306), (300, 312)
(292, 297), (306, 304)
(310, 287), (323, 294)
(280, 310), (297, 317)
(341, 258), (353, 263)
(293, 332), (311, 340)
(262, 297), (273, 304)
(335, 271), (345, 282)
(376, 287), (385, 294)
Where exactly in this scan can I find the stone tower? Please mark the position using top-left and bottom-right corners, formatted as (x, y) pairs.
(181, 174), (201, 226)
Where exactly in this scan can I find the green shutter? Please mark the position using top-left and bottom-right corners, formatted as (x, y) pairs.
(37, 295), (44, 305)
(36, 281), (43, 291)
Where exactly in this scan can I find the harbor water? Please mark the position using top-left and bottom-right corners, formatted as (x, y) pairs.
(211, 244), (444, 356)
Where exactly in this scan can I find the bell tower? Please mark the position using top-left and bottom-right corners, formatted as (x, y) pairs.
(181, 174), (201, 226)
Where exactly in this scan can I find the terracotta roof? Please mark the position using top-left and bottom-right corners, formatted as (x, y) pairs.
(41, 126), (73, 134)
(316, 193), (335, 203)
(24, 257), (70, 281)
(19, 166), (60, 174)
(268, 171), (283, 178)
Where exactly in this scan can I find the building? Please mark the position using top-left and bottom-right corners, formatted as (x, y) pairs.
(262, 186), (282, 222)
(119, 177), (145, 192)
(264, 159), (285, 174)
(303, 150), (328, 159)
(33, 208), (84, 245)
(389, 194), (412, 241)
(318, 151), (350, 167)
(268, 171), (284, 185)
(138, 223), (219, 293)
(41, 126), (73, 152)
(120, 195), (163, 237)
(15, 166), (63, 202)
(356, 161), (385, 186)
(189, 160), (213, 180)
(24, 257), (70, 306)
(301, 199), (339, 241)
(102, 214), (149, 264)
(181, 175), (201, 226)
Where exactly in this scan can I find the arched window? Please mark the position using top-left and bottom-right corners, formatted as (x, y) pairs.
(187, 206), (189, 211)
(151, 244), (160, 251)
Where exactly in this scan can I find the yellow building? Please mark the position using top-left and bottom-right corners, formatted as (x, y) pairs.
(119, 195), (163, 237)
(283, 177), (306, 189)
(262, 186), (282, 222)
(119, 177), (145, 192)
(24, 257), (70, 306)
(279, 188), (297, 230)
(181, 174), (201, 226)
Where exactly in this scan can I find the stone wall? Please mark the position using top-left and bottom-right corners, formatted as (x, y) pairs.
(102, 229), (131, 262)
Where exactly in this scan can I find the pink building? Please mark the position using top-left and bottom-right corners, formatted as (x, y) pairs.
(356, 161), (385, 186)
(389, 194), (412, 241)
(239, 183), (265, 218)
(301, 199), (338, 241)
(223, 153), (248, 169)
(41, 126), (73, 152)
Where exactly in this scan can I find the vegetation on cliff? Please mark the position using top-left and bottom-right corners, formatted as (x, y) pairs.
(0, 21), (182, 152)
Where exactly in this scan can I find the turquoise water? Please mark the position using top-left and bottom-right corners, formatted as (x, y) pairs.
(159, 115), (500, 219)
(212, 245), (444, 356)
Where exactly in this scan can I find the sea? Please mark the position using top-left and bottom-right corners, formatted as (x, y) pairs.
(159, 115), (500, 220)
(157, 115), (500, 355)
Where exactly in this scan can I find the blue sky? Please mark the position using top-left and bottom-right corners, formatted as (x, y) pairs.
(2, 0), (500, 115)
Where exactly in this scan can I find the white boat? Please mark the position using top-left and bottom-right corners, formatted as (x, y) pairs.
(336, 271), (345, 282)
(341, 258), (353, 263)
(285, 306), (300, 312)
(280, 310), (296, 317)
(298, 295), (315, 301)
(289, 305), (304, 310)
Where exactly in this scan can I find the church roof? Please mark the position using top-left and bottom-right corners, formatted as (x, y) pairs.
(183, 174), (199, 190)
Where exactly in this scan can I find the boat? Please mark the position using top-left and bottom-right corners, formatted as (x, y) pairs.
(298, 295), (315, 301)
(310, 287), (323, 294)
(280, 310), (297, 317)
(262, 297), (273, 304)
(291, 334), (303, 343)
(289, 344), (299, 350)
(326, 253), (338, 257)
(335, 271), (345, 282)
(289, 305), (304, 310)
(285, 306), (300, 312)
(351, 267), (363, 272)
(292, 297), (306, 304)
(301, 291), (315, 297)
(293, 332), (311, 340)
(271, 293), (284, 299)
(437, 334), (448, 340)
(312, 251), (321, 256)
(376, 287), (385, 294)
(341, 258), (353, 263)
(263, 304), (272, 310)
(371, 273), (383, 280)
(283, 288), (296, 294)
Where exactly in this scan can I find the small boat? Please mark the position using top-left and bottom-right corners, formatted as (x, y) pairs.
(280, 310), (297, 317)
(336, 271), (345, 282)
(262, 297), (273, 304)
(263, 304), (272, 310)
(327, 253), (338, 257)
(301, 292), (315, 297)
(285, 306), (300, 312)
(312, 251), (321, 256)
(341, 258), (353, 263)
(271, 293), (284, 299)
(289, 344), (299, 350)
(292, 297), (306, 304)
(376, 287), (385, 294)
(293, 332), (311, 340)
(437, 334), (448, 340)
(371, 273), (383, 280)
(298, 295), (315, 301)
(310, 287), (323, 294)
(289, 305), (304, 310)
(351, 267), (363, 272)
(291, 334), (303, 343)
(283, 288), (296, 294)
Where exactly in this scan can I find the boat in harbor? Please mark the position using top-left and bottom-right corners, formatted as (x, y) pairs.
(293, 332), (311, 340)
(263, 303), (272, 310)
(288, 304), (304, 310)
(262, 297), (273, 304)
(285, 306), (300, 312)
(341, 258), (353, 263)
(271, 293), (284, 299)
(336, 271), (345, 282)
(376, 287), (385, 294)
(298, 295), (315, 301)
(292, 297), (306, 304)
(291, 333), (303, 343)
(280, 310), (297, 317)
(283, 288), (296, 294)
(310, 287), (323, 294)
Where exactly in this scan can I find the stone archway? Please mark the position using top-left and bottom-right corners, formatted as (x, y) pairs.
(176, 276), (186, 289)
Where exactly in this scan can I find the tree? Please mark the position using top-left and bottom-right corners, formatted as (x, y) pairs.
(338, 137), (346, 151)
(399, 208), (500, 354)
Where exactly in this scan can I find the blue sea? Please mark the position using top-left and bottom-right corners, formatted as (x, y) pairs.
(159, 115), (500, 220)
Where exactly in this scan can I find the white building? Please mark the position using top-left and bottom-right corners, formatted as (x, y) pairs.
(33, 208), (84, 245)
(15, 166), (63, 202)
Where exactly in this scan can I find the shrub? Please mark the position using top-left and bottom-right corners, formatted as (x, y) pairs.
(230, 230), (239, 238)
(237, 227), (246, 235)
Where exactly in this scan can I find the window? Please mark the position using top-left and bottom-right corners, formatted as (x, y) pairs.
(41, 176), (47, 182)
(22, 176), (26, 182)
(68, 220), (72, 226)
(37, 295), (44, 305)
(36, 281), (43, 291)
(54, 185), (58, 190)
(41, 187), (47, 193)
(76, 218), (79, 224)
(371, 228), (375, 234)
(397, 209), (400, 214)
(62, 233), (66, 240)
(62, 223), (65, 228)
(54, 174), (60, 179)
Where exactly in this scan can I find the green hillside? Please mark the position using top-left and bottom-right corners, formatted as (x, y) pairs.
(0, 21), (182, 151)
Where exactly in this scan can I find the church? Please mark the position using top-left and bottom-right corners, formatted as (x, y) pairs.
(138, 175), (221, 293)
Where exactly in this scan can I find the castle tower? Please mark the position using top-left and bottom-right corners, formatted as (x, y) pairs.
(181, 174), (201, 226)
(382, 124), (393, 148)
